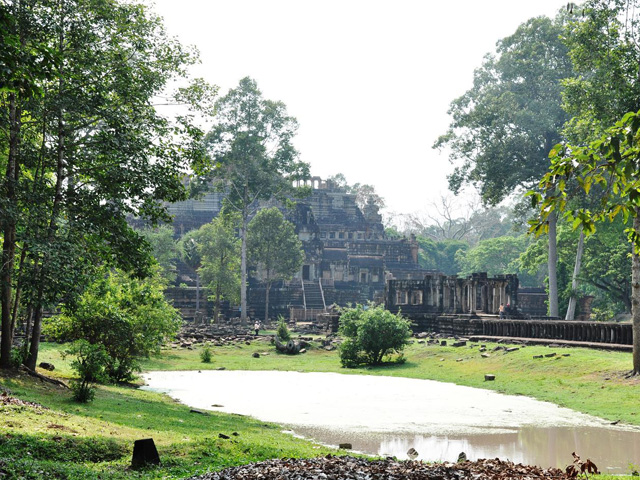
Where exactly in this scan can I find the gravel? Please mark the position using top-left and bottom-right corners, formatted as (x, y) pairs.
(188, 455), (570, 480)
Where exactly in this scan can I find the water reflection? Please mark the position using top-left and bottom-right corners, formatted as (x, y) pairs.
(291, 425), (640, 473)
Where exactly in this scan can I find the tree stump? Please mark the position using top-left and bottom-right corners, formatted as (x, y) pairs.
(131, 438), (160, 468)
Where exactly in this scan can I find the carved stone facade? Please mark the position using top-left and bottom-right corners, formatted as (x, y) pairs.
(164, 177), (433, 320)
(163, 178), (528, 323)
(385, 272), (519, 317)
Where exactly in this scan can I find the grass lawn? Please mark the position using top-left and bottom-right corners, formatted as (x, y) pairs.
(1, 335), (638, 479)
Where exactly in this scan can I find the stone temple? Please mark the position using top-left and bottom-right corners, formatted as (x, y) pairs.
(165, 177), (531, 323)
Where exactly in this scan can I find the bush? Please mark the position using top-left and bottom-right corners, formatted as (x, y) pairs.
(276, 316), (291, 341)
(200, 346), (212, 363)
(44, 268), (181, 382)
(64, 340), (109, 403)
(70, 380), (96, 403)
(10, 346), (26, 369)
(338, 304), (411, 367)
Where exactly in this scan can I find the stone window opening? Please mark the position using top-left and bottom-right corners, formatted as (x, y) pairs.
(411, 291), (423, 305)
(396, 290), (408, 305)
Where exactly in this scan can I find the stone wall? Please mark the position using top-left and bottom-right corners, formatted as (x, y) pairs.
(407, 314), (632, 346)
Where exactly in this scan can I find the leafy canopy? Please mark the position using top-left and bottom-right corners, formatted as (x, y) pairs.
(248, 207), (304, 285)
(338, 304), (411, 367)
(434, 14), (572, 205)
(44, 268), (181, 382)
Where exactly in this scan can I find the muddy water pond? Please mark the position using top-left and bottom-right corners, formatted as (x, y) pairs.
(142, 370), (640, 473)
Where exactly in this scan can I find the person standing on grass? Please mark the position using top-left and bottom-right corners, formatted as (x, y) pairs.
(254, 320), (261, 336)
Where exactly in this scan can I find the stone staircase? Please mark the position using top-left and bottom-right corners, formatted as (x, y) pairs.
(303, 281), (326, 310)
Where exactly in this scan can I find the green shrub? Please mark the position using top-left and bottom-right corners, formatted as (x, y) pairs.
(10, 346), (26, 369)
(44, 268), (181, 382)
(200, 345), (212, 363)
(70, 380), (96, 403)
(276, 316), (291, 341)
(64, 340), (109, 403)
(338, 304), (411, 367)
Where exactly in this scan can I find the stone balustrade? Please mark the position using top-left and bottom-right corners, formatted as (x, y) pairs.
(409, 314), (632, 346)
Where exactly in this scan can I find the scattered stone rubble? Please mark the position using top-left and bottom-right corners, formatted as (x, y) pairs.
(188, 455), (570, 480)
(171, 323), (343, 351)
(0, 390), (47, 410)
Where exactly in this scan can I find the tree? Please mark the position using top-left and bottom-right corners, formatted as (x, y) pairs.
(456, 235), (528, 277)
(530, 111), (640, 374)
(434, 14), (573, 317)
(138, 226), (179, 285)
(530, 0), (640, 371)
(196, 214), (241, 323)
(0, 0), (211, 369)
(64, 340), (109, 403)
(326, 173), (385, 222)
(580, 220), (631, 313)
(247, 207), (304, 322)
(558, 0), (640, 320)
(44, 268), (181, 381)
(178, 231), (204, 317)
(561, 0), (640, 143)
(416, 236), (468, 275)
(198, 77), (309, 324)
(338, 304), (411, 367)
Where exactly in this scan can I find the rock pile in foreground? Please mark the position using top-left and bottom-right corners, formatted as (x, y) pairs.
(189, 455), (570, 480)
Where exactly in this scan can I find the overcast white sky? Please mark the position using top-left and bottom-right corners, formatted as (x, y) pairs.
(149, 0), (566, 217)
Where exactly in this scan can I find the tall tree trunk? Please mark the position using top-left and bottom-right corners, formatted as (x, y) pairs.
(240, 207), (248, 326)
(22, 305), (32, 358)
(195, 271), (200, 319)
(264, 280), (271, 323)
(632, 210), (640, 375)
(213, 283), (221, 324)
(0, 93), (20, 369)
(548, 212), (559, 317)
(27, 32), (66, 370)
(565, 229), (585, 321)
(10, 247), (28, 339)
(25, 305), (42, 370)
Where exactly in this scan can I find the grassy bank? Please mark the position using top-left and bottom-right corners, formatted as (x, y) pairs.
(2, 336), (638, 479)
(0, 360), (335, 479)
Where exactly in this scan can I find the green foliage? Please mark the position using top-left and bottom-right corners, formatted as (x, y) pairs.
(276, 317), (291, 342)
(338, 304), (411, 367)
(417, 236), (468, 275)
(44, 269), (181, 382)
(248, 208), (304, 285)
(64, 340), (109, 403)
(137, 225), (179, 285)
(580, 220), (632, 313)
(531, 112), (640, 250)
(0, 0), (215, 369)
(456, 235), (530, 279)
(248, 208), (304, 320)
(197, 77), (310, 321)
(200, 345), (212, 363)
(9, 346), (26, 369)
(195, 214), (241, 316)
(434, 14), (571, 205)
(562, 0), (640, 143)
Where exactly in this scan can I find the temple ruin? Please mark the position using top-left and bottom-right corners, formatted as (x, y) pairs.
(165, 176), (533, 323)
